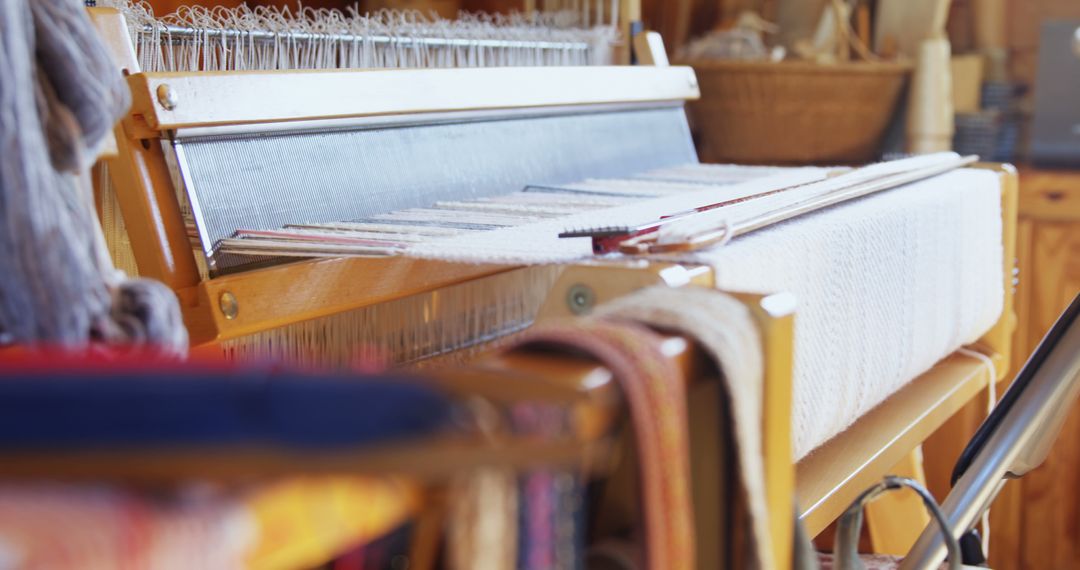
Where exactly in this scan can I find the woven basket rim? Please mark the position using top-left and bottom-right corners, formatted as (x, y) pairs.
(680, 58), (912, 75)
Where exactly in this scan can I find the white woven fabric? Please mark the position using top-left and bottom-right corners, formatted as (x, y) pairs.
(408, 167), (829, 263)
(677, 168), (1004, 458)
(409, 167), (1004, 459)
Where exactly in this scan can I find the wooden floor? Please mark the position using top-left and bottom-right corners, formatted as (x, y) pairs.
(969, 168), (1080, 570)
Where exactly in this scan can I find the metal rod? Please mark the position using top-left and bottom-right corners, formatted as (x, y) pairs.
(172, 102), (678, 142)
(731, 155), (979, 237)
(141, 23), (593, 52)
(899, 294), (1080, 570)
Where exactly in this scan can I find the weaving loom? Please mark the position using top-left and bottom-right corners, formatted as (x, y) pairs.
(93, 0), (624, 275)
(89, 0), (639, 367)
(86, 5), (1019, 568)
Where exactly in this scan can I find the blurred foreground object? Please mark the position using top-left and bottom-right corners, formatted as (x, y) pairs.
(0, 0), (186, 353)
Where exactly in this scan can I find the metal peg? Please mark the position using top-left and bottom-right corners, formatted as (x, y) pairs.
(219, 291), (239, 320)
(156, 83), (179, 110)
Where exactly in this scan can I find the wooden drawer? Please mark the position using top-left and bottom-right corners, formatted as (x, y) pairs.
(1019, 169), (1080, 223)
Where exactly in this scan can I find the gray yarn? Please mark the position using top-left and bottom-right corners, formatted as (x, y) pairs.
(0, 0), (187, 354)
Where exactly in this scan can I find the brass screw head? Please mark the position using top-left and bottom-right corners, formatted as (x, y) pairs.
(219, 291), (239, 320)
(156, 83), (179, 110)
(566, 283), (595, 315)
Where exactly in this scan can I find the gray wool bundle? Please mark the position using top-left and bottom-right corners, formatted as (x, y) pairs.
(0, 0), (187, 354)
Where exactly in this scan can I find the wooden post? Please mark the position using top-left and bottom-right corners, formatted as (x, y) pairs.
(864, 447), (933, 555)
(755, 293), (797, 570)
(88, 8), (202, 292)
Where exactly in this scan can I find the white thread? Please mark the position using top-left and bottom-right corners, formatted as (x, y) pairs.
(715, 218), (734, 247)
(100, 0), (619, 73)
(958, 346), (998, 557)
(220, 265), (561, 368)
(656, 211), (734, 246)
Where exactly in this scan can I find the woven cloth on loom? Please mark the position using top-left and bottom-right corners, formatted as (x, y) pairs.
(413, 168), (1004, 459)
(679, 169), (1004, 458)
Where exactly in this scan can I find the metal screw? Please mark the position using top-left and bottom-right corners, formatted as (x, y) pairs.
(156, 83), (179, 110)
(566, 283), (595, 315)
(219, 291), (239, 320)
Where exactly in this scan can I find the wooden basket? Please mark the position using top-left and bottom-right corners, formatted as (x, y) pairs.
(685, 60), (912, 165)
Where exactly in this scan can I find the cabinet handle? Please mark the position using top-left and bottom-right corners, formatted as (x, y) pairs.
(1045, 191), (1067, 202)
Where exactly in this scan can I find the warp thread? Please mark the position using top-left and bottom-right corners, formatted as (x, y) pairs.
(0, 0), (186, 353)
(957, 346), (999, 557)
(101, 0), (618, 72)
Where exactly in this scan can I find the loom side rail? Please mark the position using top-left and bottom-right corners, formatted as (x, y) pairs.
(181, 258), (513, 344)
(181, 260), (711, 346)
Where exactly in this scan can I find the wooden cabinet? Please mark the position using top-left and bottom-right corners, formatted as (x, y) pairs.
(988, 168), (1080, 569)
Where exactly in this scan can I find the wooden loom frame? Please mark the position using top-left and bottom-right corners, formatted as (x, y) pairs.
(85, 7), (1017, 568)
(88, 7), (701, 346)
